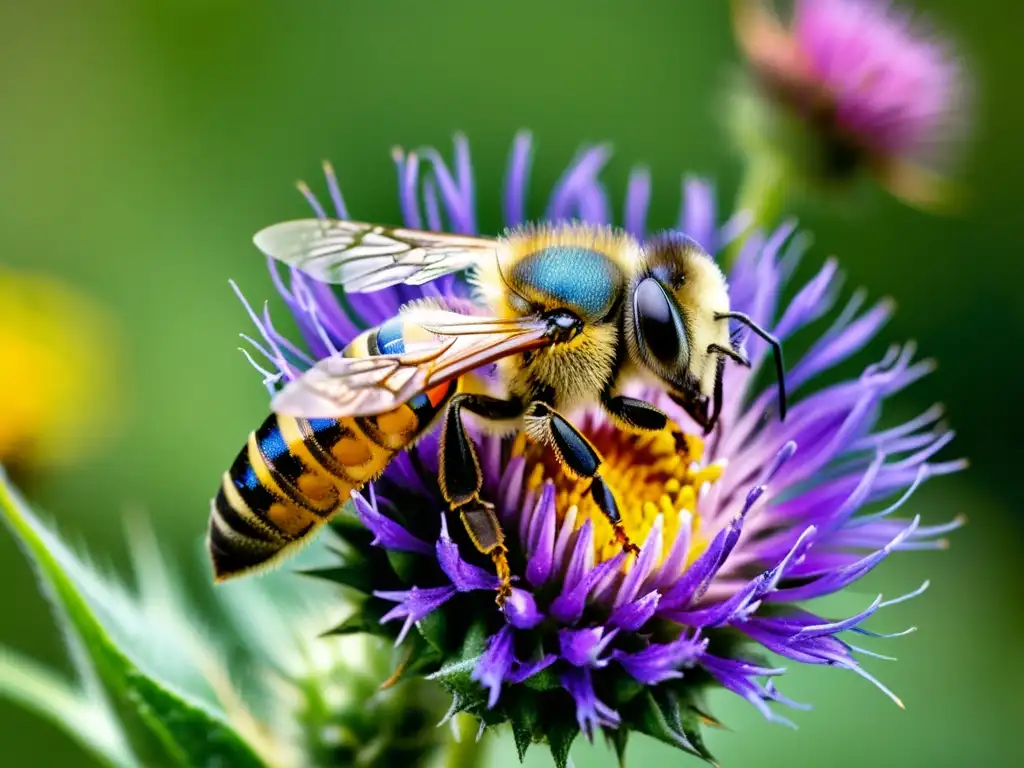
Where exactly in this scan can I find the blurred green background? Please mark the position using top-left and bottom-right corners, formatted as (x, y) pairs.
(1, 0), (1021, 765)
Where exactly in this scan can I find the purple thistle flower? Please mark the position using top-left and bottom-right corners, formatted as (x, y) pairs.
(238, 132), (964, 764)
(731, 0), (969, 207)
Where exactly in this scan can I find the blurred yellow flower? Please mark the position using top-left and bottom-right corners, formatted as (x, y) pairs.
(0, 269), (121, 476)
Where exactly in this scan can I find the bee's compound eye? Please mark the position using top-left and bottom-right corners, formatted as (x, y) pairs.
(634, 277), (684, 365)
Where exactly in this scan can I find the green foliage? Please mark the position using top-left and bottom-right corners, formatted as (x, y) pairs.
(603, 726), (629, 768)
(506, 690), (539, 761)
(544, 710), (580, 768)
(0, 647), (130, 767)
(0, 471), (266, 768)
(621, 687), (718, 766)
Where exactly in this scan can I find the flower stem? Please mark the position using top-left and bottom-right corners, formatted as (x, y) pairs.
(442, 713), (488, 768)
(723, 155), (790, 269)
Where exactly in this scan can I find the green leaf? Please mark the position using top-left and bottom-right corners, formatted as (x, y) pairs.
(458, 618), (490, 661)
(544, 711), (579, 768)
(425, 618), (491, 715)
(506, 690), (539, 761)
(603, 726), (629, 767)
(623, 689), (717, 765)
(401, 632), (445, 679)
(677, 705), (718, 764)
(426, 656), (482, 707)
(386, 549), (423, 584)
(0, 646), (132, 767)
(300, 563), (375, 594)
(606, 668), (644, 707)
(323, 610), (390, 638)
(680, 684), (727, 731)
(0, 472), (267, 768)
(415, 607), (448, 653)
(521, 665), (561, 691)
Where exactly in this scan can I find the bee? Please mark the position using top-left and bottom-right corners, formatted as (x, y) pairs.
(208, 219), (787, 602)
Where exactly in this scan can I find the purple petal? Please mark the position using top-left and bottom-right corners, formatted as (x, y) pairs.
(471, 626), (514, 708)
(436, 515), (499, 592)
(317, 159), (350, 219)
(392, 147), (423, 229)
(561, 519), (595, 596)
(551, 552), (625, 625)
(667, 525), (816, 627)
(562, 667), (620, 742)
(774, 258), (841, 340)
(612, 631), (709, 685)
(421, 134), (477, 234)
(790, 297), (895, 392)
(701, 654), (795, 727)
(559, 626), (618, 668)
(351, 489), (432, 555)
(526, 482), (557, 587)
(767, 516), (921, 602)
(503, 588), (544, 630)
(551, 504), (579, 577)
(660, 486), (762, 611)
(648, 510), (692, 591)
(613, 515), (663, 608)
(546, 144), (612, 223)
(423, 176), (443, 231)
(375, 586), (456, 645)
(507, 653), (558, 684)
(503, 130), (534, 227)
(679, 177), (717, 252)
(495, 455), (527, 523)
(609, 590), (661, 631)
(624, 166), (651, 237)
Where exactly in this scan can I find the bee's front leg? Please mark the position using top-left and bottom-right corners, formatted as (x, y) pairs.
(601, 393), (691, 455)
(439, 393), (524, 605)
(523, 401), (640, 558)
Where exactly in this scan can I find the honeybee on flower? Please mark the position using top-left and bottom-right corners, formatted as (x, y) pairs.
(223, 132), (963, 765)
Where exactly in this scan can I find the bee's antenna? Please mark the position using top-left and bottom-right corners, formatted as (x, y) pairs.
(714, 311), (787, 420)
(708, 343), (750, 368)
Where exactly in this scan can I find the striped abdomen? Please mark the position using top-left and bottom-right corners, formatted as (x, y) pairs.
(208, 318), (457, 580)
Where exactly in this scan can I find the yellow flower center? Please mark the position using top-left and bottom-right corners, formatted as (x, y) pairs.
(513, 422), (724, 566)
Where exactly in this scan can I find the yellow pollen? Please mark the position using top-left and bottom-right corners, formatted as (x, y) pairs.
(512, 423), (720, 567)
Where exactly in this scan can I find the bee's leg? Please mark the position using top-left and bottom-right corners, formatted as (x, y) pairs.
(459, 503), (512, 605)
(601, 393), (690, 455)
(524, 401), (640, 557)
(439, 393), (524, 604)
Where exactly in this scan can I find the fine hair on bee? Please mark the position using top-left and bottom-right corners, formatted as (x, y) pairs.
(210, 210), (789, 605)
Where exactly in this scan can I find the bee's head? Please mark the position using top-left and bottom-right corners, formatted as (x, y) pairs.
(626, 231), (788, 433)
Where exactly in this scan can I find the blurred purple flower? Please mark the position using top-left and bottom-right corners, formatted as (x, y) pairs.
(238, 132), (964, 762)
(732, 0), (969, 206)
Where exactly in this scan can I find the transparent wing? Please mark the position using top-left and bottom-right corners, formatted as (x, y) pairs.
(253, 218), (497, 292)
(271, 309), (552, 418)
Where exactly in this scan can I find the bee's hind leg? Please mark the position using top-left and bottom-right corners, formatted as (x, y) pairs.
(439, 393), (524, 605)
(459, 503), (512, 605)
(524, 401), (640, 558)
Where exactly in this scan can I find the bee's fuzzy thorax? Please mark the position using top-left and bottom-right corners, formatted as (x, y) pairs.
(502, 323), (620, 410)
